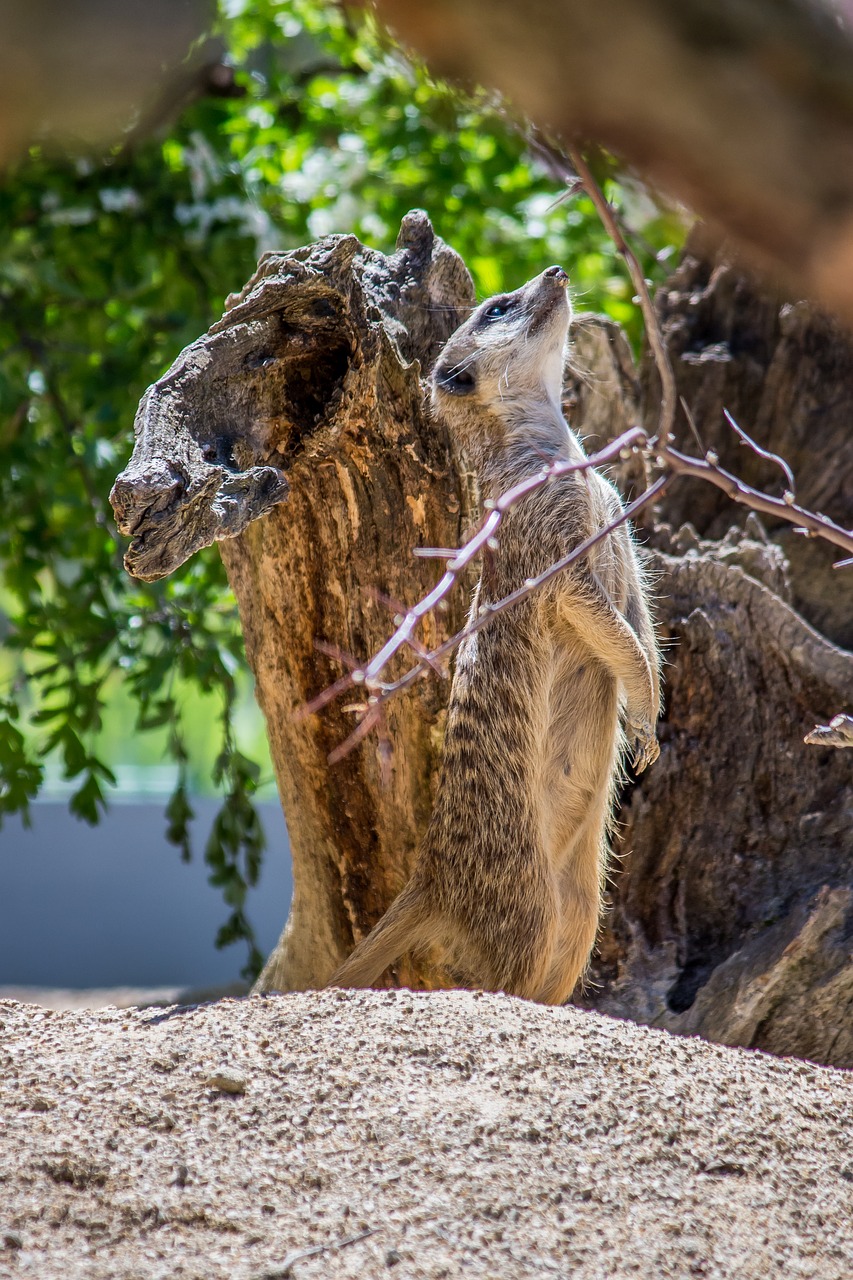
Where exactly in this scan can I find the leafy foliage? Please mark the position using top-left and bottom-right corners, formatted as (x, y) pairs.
(0, 0), (682, 976)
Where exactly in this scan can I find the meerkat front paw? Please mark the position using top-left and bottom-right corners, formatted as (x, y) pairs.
(626, 716), (660, 773)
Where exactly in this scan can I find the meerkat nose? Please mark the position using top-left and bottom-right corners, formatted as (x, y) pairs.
(544, 265), (569, 285)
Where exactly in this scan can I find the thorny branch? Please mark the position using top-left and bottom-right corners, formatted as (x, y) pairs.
(318, 470), (671, 765)
(657, 439), (853, 564)
(301, 428), (647, 722)
(723, 409), (797, 497)
(301, 152), (853, 761)
(305, 420), (853, 760)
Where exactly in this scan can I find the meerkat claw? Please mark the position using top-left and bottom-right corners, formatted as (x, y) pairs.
(627, 718), (660, 772)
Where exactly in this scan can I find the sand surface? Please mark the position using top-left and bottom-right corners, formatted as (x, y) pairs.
(1, 988), (851, 1279)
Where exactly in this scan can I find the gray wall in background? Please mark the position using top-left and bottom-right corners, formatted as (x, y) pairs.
(0, 800), (292, 989)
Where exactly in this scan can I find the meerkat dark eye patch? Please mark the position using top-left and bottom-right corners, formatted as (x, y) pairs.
(435, 365), (476, 395)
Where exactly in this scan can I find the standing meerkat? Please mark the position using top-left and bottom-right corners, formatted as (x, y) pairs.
(329, 265), (660, 1004)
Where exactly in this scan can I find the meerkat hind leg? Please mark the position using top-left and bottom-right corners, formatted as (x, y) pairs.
(536, 819), (607, 1005)
(473, 895), (563, 1003)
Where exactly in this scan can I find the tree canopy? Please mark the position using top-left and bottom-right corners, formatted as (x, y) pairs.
(0, 0), (682, 975)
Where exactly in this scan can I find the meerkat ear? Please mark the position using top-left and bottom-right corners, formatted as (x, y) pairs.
(434, 365), (476, 395)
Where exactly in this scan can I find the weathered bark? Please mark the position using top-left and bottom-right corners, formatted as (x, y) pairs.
(112, 224), (852, 1065)
(112, 213), (477, 992)
(643, 236), (853, 648)
(586, 546), (853, 1068)
(378, 0), (853, 324)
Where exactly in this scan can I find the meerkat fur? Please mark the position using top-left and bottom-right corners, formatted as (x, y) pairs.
(329, 266), (660, 1004)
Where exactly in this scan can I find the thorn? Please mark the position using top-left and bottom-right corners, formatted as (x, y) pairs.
(413, 546), (458, 559)
(313, 639), (361, 671)
(328, 710), (379, 764)
(365, 586), (410, 620)
(297, 671), (356, 720)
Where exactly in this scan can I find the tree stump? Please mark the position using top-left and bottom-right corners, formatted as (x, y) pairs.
(112, 212), (477, 992)
(112, 221), (853, 1065)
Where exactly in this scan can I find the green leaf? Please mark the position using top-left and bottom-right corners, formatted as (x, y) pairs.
(69, 772), (107, 826)
(165, 781), (195, 862)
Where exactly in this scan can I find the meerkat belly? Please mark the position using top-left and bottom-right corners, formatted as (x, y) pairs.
(423, 635), (552, 912)
(539, 641), (620, 871)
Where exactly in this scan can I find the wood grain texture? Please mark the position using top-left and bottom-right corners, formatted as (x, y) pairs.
(572, 259), (853, 1067)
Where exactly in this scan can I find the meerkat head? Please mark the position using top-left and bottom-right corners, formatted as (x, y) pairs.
(430, 266), (571, 467)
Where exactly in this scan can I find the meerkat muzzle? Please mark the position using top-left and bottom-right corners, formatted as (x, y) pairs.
(543, 265), (569, 287)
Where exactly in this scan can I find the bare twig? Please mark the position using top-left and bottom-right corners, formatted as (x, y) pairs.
(304, 422), (853, 762)
(382, 472), (671, 694)
(313, 639), (361, 671)
(525, 131), (677, 447)
(299, 428), (646, 721)
(657, 443), (853, 561)
(804, 714), (853, 749)
(412, 547), (460, 559)
(306, 467), (669, 759)
(564, 146), (677, 447)
(563, 152), (853, 562)
(680, 396), (706, 456)
(723, 409), (797, 496)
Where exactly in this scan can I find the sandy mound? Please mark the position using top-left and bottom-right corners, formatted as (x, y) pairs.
(1, 989), (851, 1279)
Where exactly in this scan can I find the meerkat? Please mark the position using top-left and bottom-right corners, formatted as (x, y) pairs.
(329, 265), (660, 1004)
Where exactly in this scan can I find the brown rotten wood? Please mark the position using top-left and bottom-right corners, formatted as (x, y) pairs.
(573, 249), (853, 1067)
(376, 0), (853, 323)
(112, 212), (478, 992)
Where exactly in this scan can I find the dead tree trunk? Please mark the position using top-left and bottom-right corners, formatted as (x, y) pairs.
(111, 213), (477, 992)
(112, 221), (853, 1065)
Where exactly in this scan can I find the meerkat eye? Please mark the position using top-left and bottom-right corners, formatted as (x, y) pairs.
(435, 365), (476, 395)
(483, 300), (512, 322)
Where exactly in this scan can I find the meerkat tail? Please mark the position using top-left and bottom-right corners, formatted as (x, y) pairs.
(326, 882), (434, 991)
